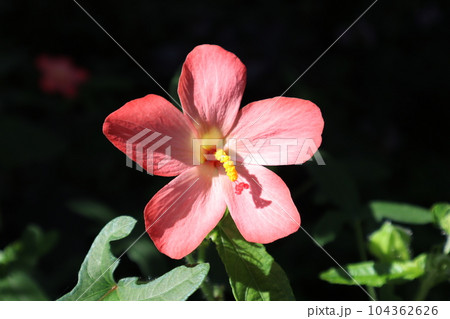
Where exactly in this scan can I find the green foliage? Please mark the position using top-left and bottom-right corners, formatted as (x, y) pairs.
(211, 213), (295, 301)
(321, 201), (450, 300)
(169, 68), (182, 108)
(425, 253), (450, 285)
(308, 153), (367, 248)
(67, 199), (117, 224)
(320, 254), (427, 287)
(370, 201), (432, 225)
(58, 216), (209, 301)
(126, 237), (165, 276)
(0, 225), (56, 300)
(0, 272), (48, 301)
(368, 222), (411, 262)
(68, 199), (167, 275)
(0, 225), (57, 277)
(431, 203), (450, 235)
(307, 153), (359, 211)
(312, 210), (350, 246)
(415, 253), (450, 300)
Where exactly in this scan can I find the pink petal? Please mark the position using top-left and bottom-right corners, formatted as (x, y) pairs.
(178, 44), (246, 136)
(220, 164), (300, 243)
(145, 164), (226, 259)
(103, 94), (196, 176)
(227, 97), (324, 165)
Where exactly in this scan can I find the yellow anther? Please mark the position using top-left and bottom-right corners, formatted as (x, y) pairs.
(215, 149), (238, 182)
(214, 149), (226, 161)
(223, 161), (234, 169)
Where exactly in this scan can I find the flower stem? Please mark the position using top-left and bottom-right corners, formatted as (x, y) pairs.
(353, 219), (377, 301)
(414, 274), (435, 301)
(185, 246), (216, 301)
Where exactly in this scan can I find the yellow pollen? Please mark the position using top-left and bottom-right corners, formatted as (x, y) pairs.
(215, 149), (238, 182)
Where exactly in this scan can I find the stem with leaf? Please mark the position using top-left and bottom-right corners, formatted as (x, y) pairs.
(185, 242), (216, 301)
(353, 219), (377, 300)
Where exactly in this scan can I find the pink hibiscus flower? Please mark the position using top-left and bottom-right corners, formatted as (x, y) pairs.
(36, 54), (89, 98)
(103, 45), (324, 259)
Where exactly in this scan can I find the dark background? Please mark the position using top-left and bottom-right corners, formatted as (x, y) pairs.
(1, 0), (449, 300)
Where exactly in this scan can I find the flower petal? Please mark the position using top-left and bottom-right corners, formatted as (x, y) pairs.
(103, 94), (196, 176)
(220, 164), (300, 243)
(145, 164), (226, 259)
(178, 44), (246, 136)
(227, 97), (324, 165)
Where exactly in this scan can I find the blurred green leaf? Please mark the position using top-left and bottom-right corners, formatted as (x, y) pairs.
(307, 153), (359, 211)
(0, 225), (58, 277)
(370, 201), (432, 225)
(415, 253), (450, 300)
(379, 284), (402, 301)
(427, 253), (450, 283)
(368, 222), (411, 262)
(431, 203), (450, 235)
(320, 254), (427, 287)
(211, 213), (295, 301)
(312, 210), (349, 246)
(58, 216), (208, 301)
(67, 199), (117, 224)
(425, 253), (450, 285)
(127, 237), (165, 276)
(168, 67), (181, 109)
(0, 272), (48, 301)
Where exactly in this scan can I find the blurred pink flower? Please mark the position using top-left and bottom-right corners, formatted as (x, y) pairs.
(36, 54), (88, 98)
(103, 45), (324, 259)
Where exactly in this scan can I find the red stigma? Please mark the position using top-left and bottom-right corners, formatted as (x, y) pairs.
(234, 182), (250, 195)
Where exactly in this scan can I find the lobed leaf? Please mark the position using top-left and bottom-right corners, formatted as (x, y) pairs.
(58, 216), (208, 301)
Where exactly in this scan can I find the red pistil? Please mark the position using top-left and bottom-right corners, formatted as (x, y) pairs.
(235, 182), (250, 195)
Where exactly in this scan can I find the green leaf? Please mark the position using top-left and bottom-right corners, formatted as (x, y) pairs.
(307, 153), (360, 211)
(431, 203), (450, 235)
(370, 201), (432, 225)
(320, 254), (427, 287)
(368, 222), (411, 262)
(312, 210), (349, 246)
(424, 253), (450, 286)
(58, 216), (209, 301)
(126, 237), (166, 276)
(211, 213), (295, 301)
(67, 199), (117, 224)
(414, 253), (450, 300)
(0, 272), (48, 301)
(58, 216), (135, 301)
(102, 265), (210, 301)
(168, 68), (181, 109)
